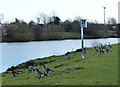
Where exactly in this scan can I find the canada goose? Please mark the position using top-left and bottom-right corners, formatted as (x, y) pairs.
(27, 62), (36, 66)
(105, 48), (111, 52)
(100, 43), (106, 50)
(100, 43), (103, 47)
(43, 64), (54, 74)
(11, 70), (19, 77)
(35, 62), (44, 66)
(65, 54), (73, 59)
(28, 66), (36, 72)
(11, 66), (22, 77)
(108, 42), (112, 48)
(99, 47), (104, 54)
(94, 46), (99, 52)
(100, 43), (102, 46)
(36, 69), (47, 79)
(102, 44), (107, 50)
(76, 48), (87, 53)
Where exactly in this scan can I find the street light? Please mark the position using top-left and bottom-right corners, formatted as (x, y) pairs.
(103, 7), (106, 24)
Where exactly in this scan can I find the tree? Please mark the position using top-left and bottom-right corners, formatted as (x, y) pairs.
(84, 23), (100, 38)
(28, 20), (35, 27)
(6, 22), (34, 42)
(107, 17), (117, 25)
(63, 20), (73, 32)
(0, 13), (4, 42)
(72, 20), (80, 32)
(74, 16), (82, 21)
(37, 12), (49, 24)
(93, 19), (99, 24)
(15, 18), (20, 23)
(47, 16), (61, 25)
(0, 13), (4, 24)
(53, 16), (60, 25)
(32, 25), (43, 40)
(51, 11), (57, 17)
(117, 24), (120, 37)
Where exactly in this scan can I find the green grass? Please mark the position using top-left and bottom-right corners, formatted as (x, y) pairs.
(2, 44), (119, 85)
(0, 73), (2, 87)
(42, 32), (80, 39)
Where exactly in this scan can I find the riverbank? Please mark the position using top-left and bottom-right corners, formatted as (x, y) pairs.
(1, 43), (118, 85)
(1, 35), (119, 43)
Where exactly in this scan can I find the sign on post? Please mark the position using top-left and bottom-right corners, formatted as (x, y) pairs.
(81, 19), (87, 28)
(80, 19), (87, 60)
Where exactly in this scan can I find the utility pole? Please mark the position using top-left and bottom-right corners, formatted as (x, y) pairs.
(80, 19), (87, 60)
(103, 7), (106, 24)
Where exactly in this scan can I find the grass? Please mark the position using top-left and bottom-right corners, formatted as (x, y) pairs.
(42, 32), (80, 40)
(0, 73), (2, 87)
(2, 43), (119, 85)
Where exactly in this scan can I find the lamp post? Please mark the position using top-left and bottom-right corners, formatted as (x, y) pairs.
(103, 7), (106, 24)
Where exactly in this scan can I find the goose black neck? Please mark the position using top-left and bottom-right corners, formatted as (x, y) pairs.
(36, 69), (39, 72)
(43, 64), (46, 68)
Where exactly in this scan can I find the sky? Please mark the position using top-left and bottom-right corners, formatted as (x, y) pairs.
(0, 0), (119, 23)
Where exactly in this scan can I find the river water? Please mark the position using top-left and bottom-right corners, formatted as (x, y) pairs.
(0, 38), (119, 72)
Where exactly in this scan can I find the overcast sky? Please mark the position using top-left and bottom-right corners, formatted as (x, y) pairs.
(0, 0), (119, 23)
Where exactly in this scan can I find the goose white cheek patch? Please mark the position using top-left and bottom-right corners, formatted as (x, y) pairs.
(41, 74), (45, 77)
(48, 71), (53, 74)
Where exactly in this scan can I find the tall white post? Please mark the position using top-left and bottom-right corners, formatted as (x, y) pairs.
(80, 19), (87, 60)
(81, 27), (84, 60)
(103, 7), (106, 25)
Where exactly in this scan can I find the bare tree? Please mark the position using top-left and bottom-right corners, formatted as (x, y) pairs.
(37, 12), (49, 24)
(107, 17), (117, 25)
(48, 11), (59, 24)
(0, 13), (4, 24)
(74, 16), (82, 21)
(0, 13), (4, 42)
(93, 19), (99, 24)
(51, 11), (57, 17)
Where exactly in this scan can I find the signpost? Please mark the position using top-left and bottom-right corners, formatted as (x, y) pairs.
(80, 19), (87, 60)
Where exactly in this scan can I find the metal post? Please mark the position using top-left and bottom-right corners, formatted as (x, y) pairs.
(81, 27), (84, 60)
(103, 7), (106, 25)
(80, 19), (87, 60)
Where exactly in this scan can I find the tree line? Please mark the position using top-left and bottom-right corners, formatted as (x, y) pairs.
(1, 13), (119, 42)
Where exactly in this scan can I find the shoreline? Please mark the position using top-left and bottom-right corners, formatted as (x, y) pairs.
(1, 38), (119, 73)
(2, 43), (119, 73)
(2, 43), (118, 85)
(1, 36), (119, 43)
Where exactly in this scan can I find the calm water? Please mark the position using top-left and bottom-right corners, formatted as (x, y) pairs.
(0, 38), (119, 72)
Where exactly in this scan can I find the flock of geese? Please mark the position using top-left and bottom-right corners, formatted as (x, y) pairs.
(10, 42), (112, 79)
(11, 64), (54, 79)
(94, 42), (112, 54)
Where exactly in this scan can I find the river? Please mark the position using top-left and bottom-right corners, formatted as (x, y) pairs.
(0, 38), (119, 73)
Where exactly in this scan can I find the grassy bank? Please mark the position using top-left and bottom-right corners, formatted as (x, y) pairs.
(2, 44), (119, 85)
(42, 32), (80, 40)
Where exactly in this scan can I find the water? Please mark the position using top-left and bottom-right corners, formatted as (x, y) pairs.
(0, 38), (119, 73)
